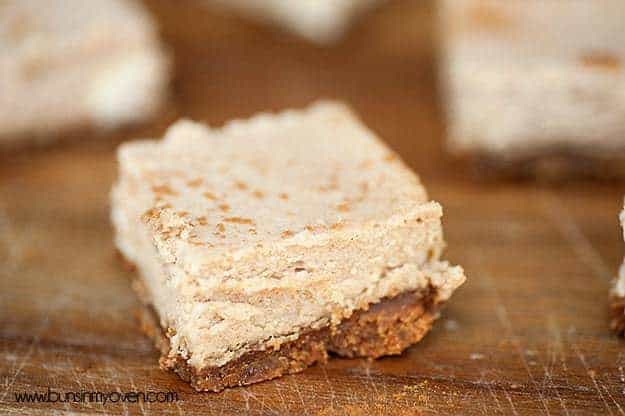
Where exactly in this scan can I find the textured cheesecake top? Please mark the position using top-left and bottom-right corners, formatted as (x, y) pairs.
(441, 0), (625, 155)
(117, 102), (435, 271)
(113, 102), (465, 368)
(441, 0), (625, 61)
(0, 0), (159, 65)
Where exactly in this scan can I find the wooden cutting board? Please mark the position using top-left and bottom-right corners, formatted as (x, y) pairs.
(2, 0), (624, 414)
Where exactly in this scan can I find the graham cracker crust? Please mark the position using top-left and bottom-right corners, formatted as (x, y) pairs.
(456, 150), (625, 181)
(610, 294), (625, 335)
(121, 252), (445, 392)
(138, 288), (439, 392)
(0, 102), (175, 154)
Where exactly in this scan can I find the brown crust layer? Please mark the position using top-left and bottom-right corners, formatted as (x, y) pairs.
(456, 150), (625, 181)
(0, 120), (132, 153)
(610, 294), (625, 335)
(140, 290), (439, 392)
(0, 100), (175, 154)
(134, 271), (443, 392)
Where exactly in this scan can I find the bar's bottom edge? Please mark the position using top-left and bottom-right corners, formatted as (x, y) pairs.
(452, 148), (625, 181)
(0, 99), (174, 153)
(121, 253), (448, 392)
(610, 293), (625, 335)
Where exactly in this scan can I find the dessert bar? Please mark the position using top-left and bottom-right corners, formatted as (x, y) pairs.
(202, 0), (381, 44)
(111, 102), (465, 391)
(0, 0), (169, 148)
(611, 203), (625, 334)
(439, 0), (625, 178)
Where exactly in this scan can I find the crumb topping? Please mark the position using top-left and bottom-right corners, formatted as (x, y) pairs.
(466, 2), (511, 33)
(330, 222), (344, 230)
(384, 153), (397, 162)
(223, 217), (255, 225)
(336, 202), (350, 212)
(152, 184), (178, 196)
(120, 102), (429, 250)
(359, 160), (373, 169)
(202, 191), (217, 201)
(234, 181), (248, 190)
(580, 52), (621, 70)
(214, 223), (226, 238)
(186, 178), (204, 188)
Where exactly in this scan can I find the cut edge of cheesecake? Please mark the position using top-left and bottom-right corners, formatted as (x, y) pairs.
(112, 101), (466, 390)
(611, 204), (625, 334)
(127, 257), (464, 392)
(455, 149), (625, 181)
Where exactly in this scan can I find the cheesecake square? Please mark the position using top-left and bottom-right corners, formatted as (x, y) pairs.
(611, 203), (625, 334)
(440, 0), (625, 178)
(201, 0), (381, 44)
(0, 0), (169, 148)
(111, 101), (465, 391)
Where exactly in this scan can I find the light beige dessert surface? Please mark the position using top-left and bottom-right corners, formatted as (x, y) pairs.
(111, 102), (465, 369)
(440, 0), (625, 157)
(202, 0), (381, 43)
(613, 203), (625, 298)
(0, 0), (168, 144)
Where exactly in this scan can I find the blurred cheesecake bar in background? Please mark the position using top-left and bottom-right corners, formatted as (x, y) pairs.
(111, 101), (465, 391)
(611, 202), (625, 334)
(201, 0), (382, 44)
(439, 0), (625, 178)
(0, 0), (169, 148)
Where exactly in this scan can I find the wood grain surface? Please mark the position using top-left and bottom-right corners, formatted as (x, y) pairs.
(2, 0), (625, 414)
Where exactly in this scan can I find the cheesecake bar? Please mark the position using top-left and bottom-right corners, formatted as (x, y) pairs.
(111, 101), (465, 391)
(611, 203), (625, 334)
(201, 0), (382, 44)
(440, 0), (625, 178)
(0, 0), (169, 148)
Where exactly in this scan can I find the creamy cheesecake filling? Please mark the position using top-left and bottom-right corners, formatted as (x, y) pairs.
(111, 103), (465, 372)
(0, 0), (168, 141)
(440, 0), (625, 157)
(113, 177), (464, 368)
(443, 61), (625, 157)
(613, 206), (625, 299)
(0, 49), (167, 140)
(614, 262), (625, 299)
(87, 49), (167, 127)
